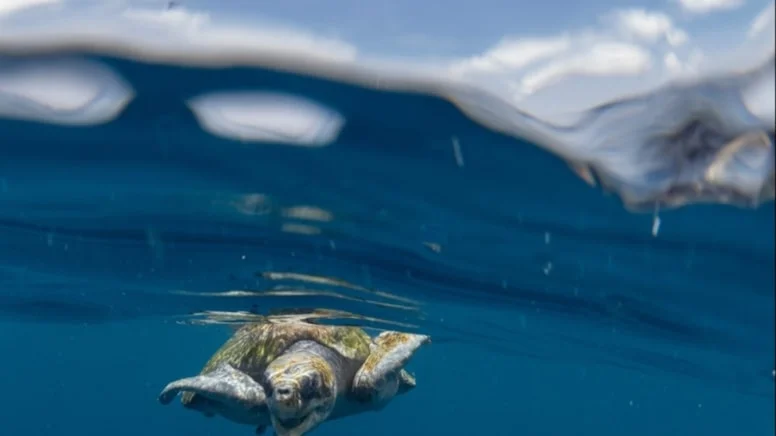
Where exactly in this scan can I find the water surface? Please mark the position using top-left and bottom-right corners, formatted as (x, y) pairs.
(0, 38), (773, 436)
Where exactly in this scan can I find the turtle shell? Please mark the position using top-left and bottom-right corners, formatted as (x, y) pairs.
(181, 321), (372, 405)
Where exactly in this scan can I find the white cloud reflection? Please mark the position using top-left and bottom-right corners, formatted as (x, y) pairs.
(0, 58), (133, 125)
(676, 0), (745, 14)
(187, 92), (346, 147)
(0, 0), (60, 17)
(749, 2), (775, 39)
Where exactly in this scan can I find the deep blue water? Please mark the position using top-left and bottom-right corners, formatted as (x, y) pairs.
(0, 47), (773, 436)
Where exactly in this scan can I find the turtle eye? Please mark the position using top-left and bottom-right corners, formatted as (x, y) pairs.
(299, 375), (320, 400)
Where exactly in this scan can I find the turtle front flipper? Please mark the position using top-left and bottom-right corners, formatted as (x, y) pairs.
(352, 331), (430, 404)
(158, 362), (269, 426)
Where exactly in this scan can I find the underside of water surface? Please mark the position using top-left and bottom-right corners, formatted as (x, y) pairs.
(0, 14), (774, 436)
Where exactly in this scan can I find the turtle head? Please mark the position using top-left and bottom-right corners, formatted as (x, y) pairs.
(264, 351), (336, 435)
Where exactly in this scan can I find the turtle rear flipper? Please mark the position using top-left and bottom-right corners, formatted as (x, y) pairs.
(352, 331), (430, 404)
(158, 363), (269, 426)
(397, 369), (416, 394)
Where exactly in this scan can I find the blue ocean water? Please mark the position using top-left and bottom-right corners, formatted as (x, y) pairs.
(0, 44), (773, 436)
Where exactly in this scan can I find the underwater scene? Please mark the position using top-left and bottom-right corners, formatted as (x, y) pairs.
(0, 1), (774, 435)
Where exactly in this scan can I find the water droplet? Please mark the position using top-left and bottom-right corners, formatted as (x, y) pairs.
(652, 216), (661, 237)
(652, 203), (661, 237)
(451, 136), (464, 167)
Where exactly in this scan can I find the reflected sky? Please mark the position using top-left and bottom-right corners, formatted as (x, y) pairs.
(0, 0), (773, 117)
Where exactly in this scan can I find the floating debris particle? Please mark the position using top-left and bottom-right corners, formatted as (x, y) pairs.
(146, 228), (164, 264)
(652, 203), (661, 237)
(422, 241), (441, 253)
(451, 136), (464, 167)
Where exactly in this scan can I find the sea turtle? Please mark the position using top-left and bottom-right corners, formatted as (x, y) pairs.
(158, 319), (430, 435)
